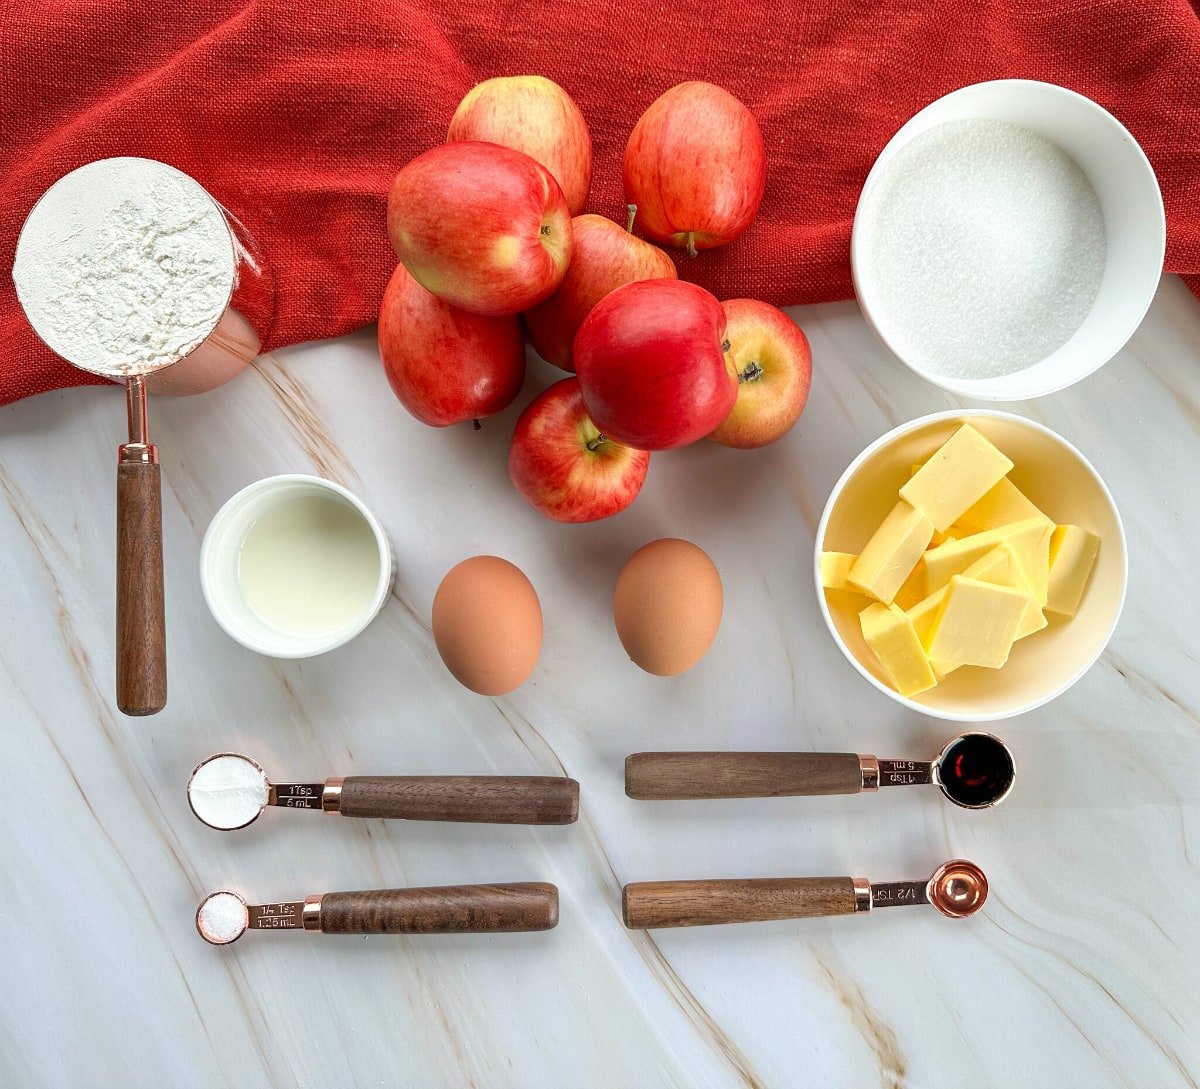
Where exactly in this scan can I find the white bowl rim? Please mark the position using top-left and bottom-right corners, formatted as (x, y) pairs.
(813, 409), (1128, 721)
(199, 473), (393, 659)
(850, 78), (1166, 401)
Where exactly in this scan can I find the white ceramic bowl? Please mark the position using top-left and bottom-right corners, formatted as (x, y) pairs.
(815, 411), (1126, 721)
(852, 80), (1165, 400)
(201, 475), (394, 658)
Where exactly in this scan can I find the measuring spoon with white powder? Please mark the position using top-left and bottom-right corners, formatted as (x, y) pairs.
(188, 753), (580, 830)
(197, 883), (559, 945)
(12, 158), (240, 716)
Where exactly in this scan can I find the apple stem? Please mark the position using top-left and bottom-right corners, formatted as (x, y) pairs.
(739, 361), (764, 384)
(626, 204), (637, 234)
(472, 419), (482, 431)
(586, 433), (608, 452)
(686, 232), (697, 258)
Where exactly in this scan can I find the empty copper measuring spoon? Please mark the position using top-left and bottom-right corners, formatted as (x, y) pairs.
(196, 883), (559, 945)
(622, 859), (987, 929)
(625, 732), (1014, 810)
(188, 752), (580, 830)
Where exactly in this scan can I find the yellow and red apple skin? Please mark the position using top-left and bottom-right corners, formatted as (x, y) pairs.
(448, 75), (593, 216)
(378, 263), (524, 427)
(508, 377), (650, 523)
(623, 81), (766, 253)
(524, 214), (677, 371)
(708, 299), (812, 449)
(388, 141), (572, 317)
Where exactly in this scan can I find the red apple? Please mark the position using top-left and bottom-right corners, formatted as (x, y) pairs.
(574, 279), (736, 451)
(524, 213), (677, 371)
(378, 263), (524, 427)
(508, 377), (650, 523)
(624, 82), (765, 255)
(447, 76), (593, 216)
(708, 299), (812, 448)
(388, 141), (572, 316)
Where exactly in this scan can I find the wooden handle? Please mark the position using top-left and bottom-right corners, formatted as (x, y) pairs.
(624, 752), (863, 800)
(337, 776), (579, 824)
(622, 877), (859, 928)
(318, 883), (559, 934)
(116, 459), (166, 716)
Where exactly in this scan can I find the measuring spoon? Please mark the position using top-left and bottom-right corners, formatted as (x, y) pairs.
(188, 752), (580, 831)
(196, 883), (559, 945)
(625, 732), (1014, 809)
(622, 859), (987, 929)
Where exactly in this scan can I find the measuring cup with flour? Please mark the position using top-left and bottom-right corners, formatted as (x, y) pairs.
(12, 157), (265, 715)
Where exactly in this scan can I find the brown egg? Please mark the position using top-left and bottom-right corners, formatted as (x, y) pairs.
(613, 539), (723, 676)
(432, 556), (542, 695)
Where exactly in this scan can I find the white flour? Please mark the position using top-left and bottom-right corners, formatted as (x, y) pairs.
(188, 754), (269, 829)
(12, 157), (235, 377)
(860, 119), (1106, 379)
(197, 892), (249, 944)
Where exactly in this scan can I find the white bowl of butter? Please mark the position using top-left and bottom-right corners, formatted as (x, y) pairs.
(815, 410), (1126, 721)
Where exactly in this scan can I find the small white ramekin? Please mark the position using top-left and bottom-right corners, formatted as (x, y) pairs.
(852, 79), (1165, 400)
(200, 474), (394, 658)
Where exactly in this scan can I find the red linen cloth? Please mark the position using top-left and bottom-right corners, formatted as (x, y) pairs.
(1, 1), (1198, 407)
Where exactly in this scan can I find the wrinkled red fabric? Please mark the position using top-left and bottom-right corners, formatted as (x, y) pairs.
(1, 1), (1198, 406)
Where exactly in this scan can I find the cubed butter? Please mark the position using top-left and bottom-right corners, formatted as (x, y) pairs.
(859, 602), (937, 697)
(899, 424), (1014, 532)
(847, 501), (934, 604)
(893, 559), (927, 610)
(955, 477), (1045, 533)
(927, 575), (1032, 672)
(1046, 525), (1100, 617)
(907, 585), (947, 649)
(923, 516), (1051, 599)
(820, 552), (858, 591)
(962, 544), (1047, 640)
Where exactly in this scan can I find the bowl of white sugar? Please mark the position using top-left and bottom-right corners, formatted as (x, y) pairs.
(852, 80), (1164, 400)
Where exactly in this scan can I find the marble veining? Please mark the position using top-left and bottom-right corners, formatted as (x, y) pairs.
(1, 278), (1199, 1088)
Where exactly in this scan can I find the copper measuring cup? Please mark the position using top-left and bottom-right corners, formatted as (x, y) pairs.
(197, 883), (559, 945)
(625, 732), (1015, 810)
(623, 859), (987, 929)
(12, 158), (255, 716)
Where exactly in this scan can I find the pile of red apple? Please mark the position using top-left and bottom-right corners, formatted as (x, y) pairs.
(379, 76), (812, 523)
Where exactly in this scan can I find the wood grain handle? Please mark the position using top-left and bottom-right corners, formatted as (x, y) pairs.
(624, 752), (863, 800)
(337, 776), (579, 824)
(116, 458), (166, 716)
(318, 883), (559, 934)
(622, 877), (859, 928)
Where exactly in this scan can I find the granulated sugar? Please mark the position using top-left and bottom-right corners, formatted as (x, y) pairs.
(197, 892), (249, 945)
(12, 157), (235, 377)
(188, 755), (269, 830)
(860, 119), (1106, 379)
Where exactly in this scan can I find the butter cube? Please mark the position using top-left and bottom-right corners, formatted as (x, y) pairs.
(859, 602), (937, 697)
(820, 551), (858, 591)
(900, 424), (1014, 532)
(907, 585), (947, 649)
(1046, 525), (1100, 617)
(893, 559), (927, 610)
(923, 516), (1052, 599)
(847, 501), (934, 604)
(956, 477), (1046, 533)
(927, 575), (1032, 672)
(962, 544), (1047, 640)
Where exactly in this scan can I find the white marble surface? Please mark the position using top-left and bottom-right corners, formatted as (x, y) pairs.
(2, 277), (1199, 1089)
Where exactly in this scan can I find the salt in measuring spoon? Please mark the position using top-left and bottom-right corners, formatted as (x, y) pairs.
(188, 752), (580, 831)
(196, 883), (559, 945)
(622, 859), (988, 929)
(625, 731), (1015, 809)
